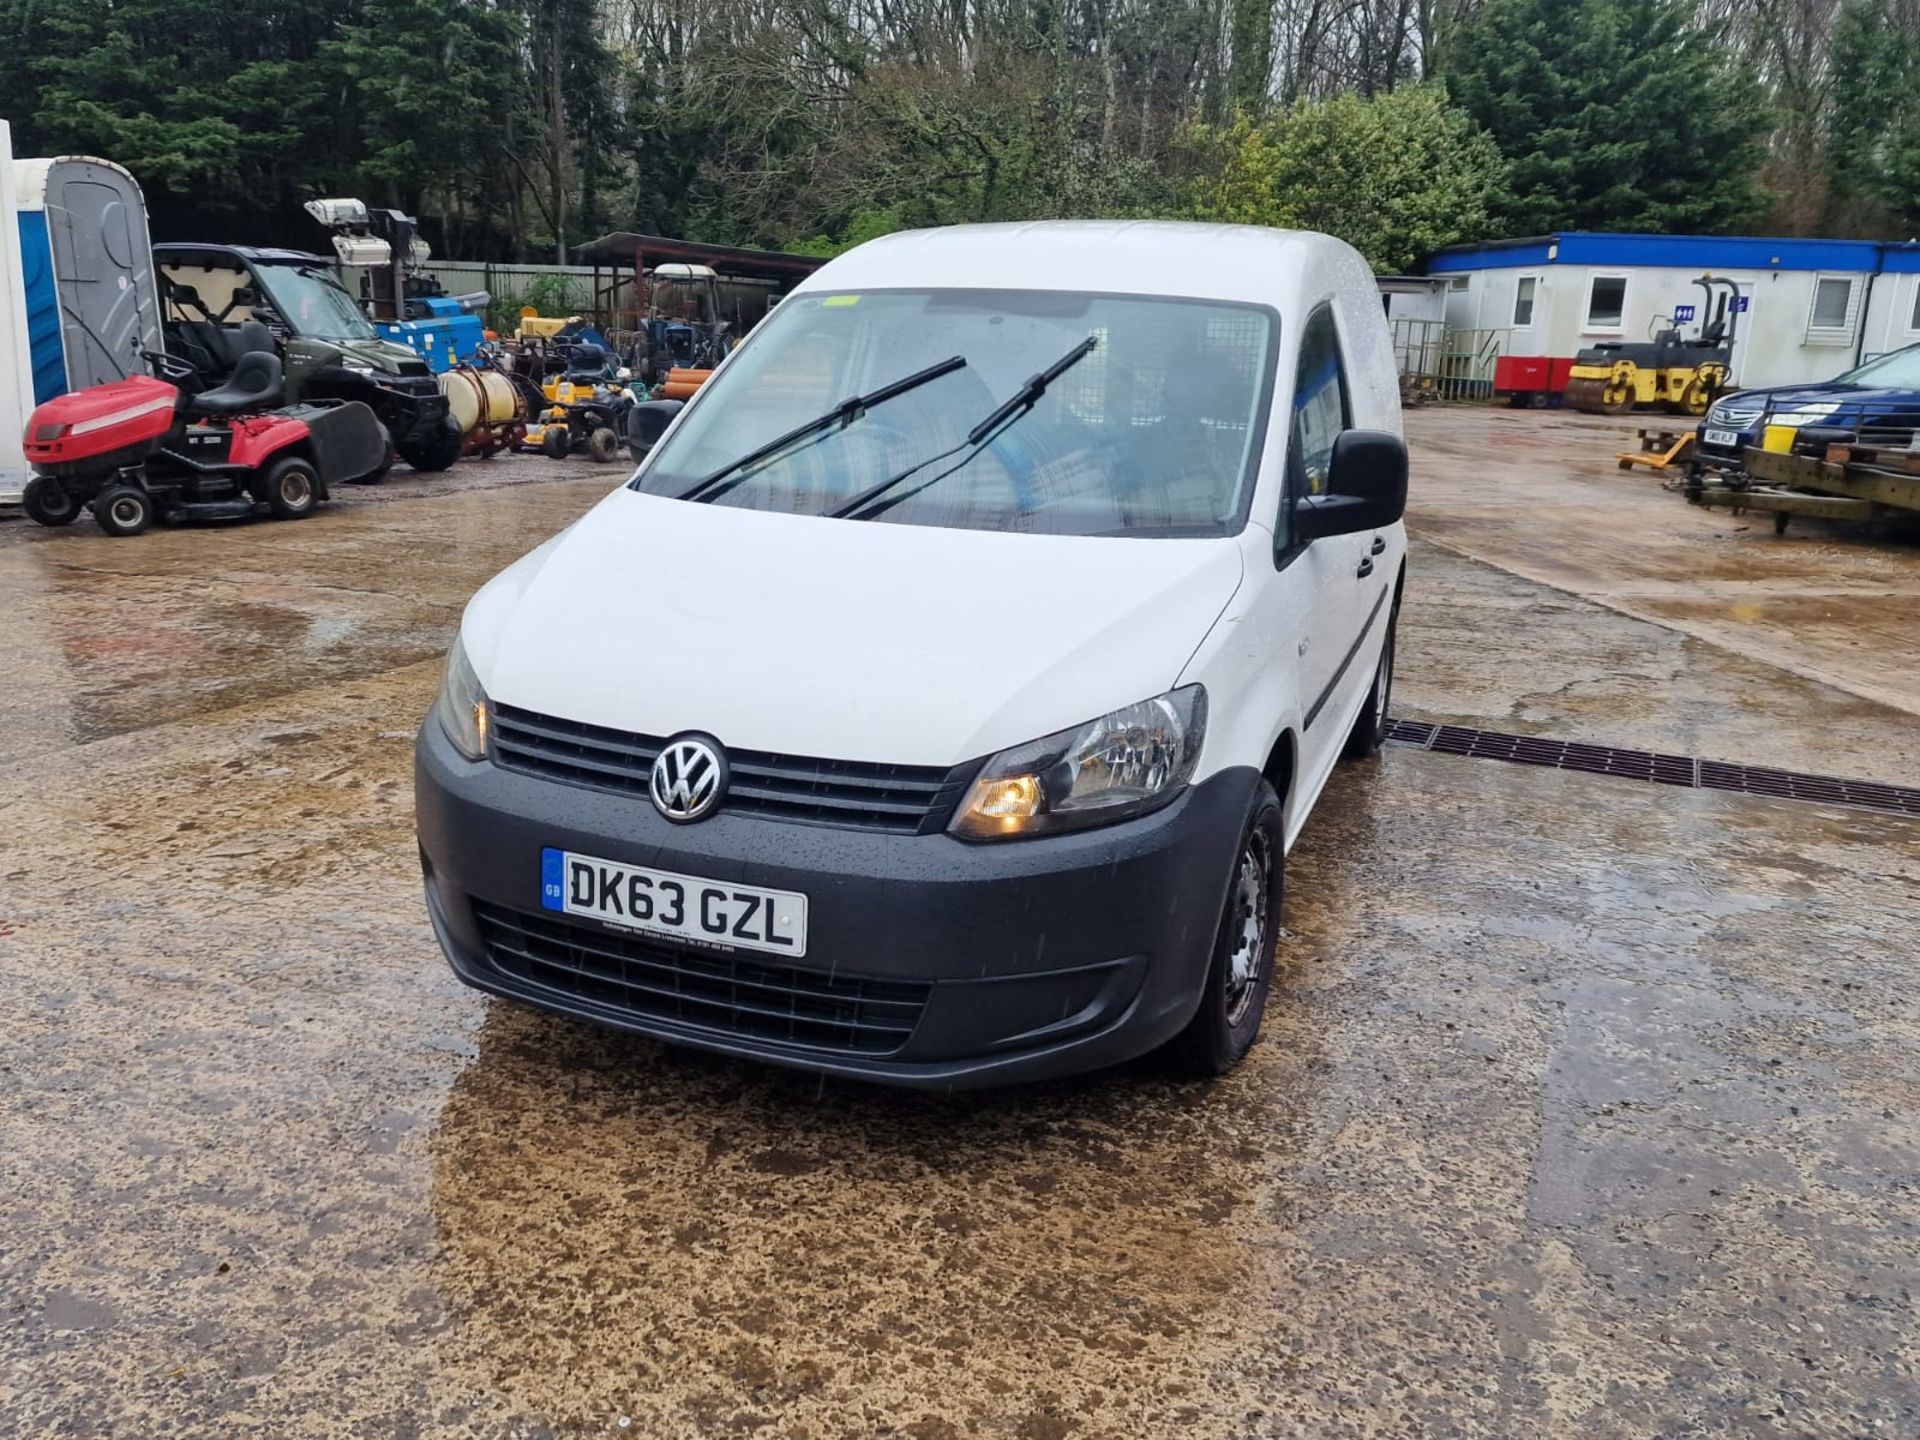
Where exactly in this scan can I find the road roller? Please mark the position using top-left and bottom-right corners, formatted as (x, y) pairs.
(1567, 275), (1739, 416)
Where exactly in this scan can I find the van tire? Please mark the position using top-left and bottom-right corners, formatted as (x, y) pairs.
(1340, 609), (1397, 762)
(1165, 780), (1284, 1078)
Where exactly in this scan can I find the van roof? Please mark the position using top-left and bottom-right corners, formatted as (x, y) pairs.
(796, 221), (1355, 310)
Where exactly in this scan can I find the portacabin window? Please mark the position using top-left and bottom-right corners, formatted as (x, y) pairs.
(1808, 274), (1857, 341)
(1584, 274), (1627, 332)
(1513, 276), (1538, 328)
(1448, 274), (1470, 292)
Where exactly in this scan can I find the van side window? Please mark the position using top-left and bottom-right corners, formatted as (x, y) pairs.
(1289, 306), (1350, 501)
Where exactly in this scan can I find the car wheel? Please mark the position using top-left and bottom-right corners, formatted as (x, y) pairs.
(1340, 607), (1398, 762)
(397, 417), (464, 473)
(263, 456), (321, 519)
(1165, 780), (1284, 1078)
(93, 484), (155, 538)
(23, 475), (80, 527)
(540, 425), (572, 460)
(586, 425), (621, 463)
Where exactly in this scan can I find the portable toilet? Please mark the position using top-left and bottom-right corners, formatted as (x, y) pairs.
(1, 122), (33, 501)
(13, 152), (161, 403)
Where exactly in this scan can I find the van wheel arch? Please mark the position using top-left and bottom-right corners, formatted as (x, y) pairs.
(1261, 729), (1297, 827)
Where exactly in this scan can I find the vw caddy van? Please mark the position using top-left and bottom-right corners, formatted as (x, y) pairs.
(416, 221), (1408, 1088)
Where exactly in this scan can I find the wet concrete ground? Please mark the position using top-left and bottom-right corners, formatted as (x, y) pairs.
(1403, 405), (1920, 719)
(2, 432), (1917, 1437)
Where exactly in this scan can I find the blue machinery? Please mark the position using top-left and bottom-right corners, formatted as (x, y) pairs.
(306, 197), (485, 374)
(374, 295), (486, 375)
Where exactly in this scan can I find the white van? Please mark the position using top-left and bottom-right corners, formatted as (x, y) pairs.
(416, 221), (1406, 1088)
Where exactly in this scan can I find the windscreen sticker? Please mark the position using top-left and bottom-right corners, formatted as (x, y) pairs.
(821, 294), (861, 308)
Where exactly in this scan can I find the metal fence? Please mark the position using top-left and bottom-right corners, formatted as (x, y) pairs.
(414, 260), (783, 334)
(333, 258), (608, 331)
(428, 262), (603, 329)
(1391, 319), (1510, 402)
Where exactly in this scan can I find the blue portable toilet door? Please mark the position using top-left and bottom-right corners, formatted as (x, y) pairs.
(45, 159), (160, 389)
(16, 211), (64, 404)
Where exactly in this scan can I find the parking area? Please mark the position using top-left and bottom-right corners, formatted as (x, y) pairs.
(3, 408), (1917, 1438)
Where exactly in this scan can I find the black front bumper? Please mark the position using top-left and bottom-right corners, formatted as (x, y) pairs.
(376, 382), (451, 446)
(415, 720), (1258, 1088)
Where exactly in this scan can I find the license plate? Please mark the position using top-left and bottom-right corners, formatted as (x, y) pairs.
(1704, 428), (1740, 447)
(541, 848), (808, 956)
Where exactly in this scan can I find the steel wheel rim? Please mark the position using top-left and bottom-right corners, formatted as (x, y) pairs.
(109, 496), (145, 528)
(280, 472), (314, 507)
(1223, 827), (1272, 1026)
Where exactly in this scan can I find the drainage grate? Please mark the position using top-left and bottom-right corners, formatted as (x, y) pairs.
(1385, 720), (1920, 820)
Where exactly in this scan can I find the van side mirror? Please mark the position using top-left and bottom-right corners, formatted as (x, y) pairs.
(1293, 429), (1407, 542)
(626, 397), (684, 461)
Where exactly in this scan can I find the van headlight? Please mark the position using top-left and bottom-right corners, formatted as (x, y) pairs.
(951, 687), (1207, 840)
(433, 636), (491, 760)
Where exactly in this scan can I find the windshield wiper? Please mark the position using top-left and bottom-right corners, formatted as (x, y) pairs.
(673, 355), (967, 505)
(829, 336), (1097, 522)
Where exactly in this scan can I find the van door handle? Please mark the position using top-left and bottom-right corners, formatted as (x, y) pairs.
(1370, 536), (1387, 555)
(1356, 556), (1375, 579)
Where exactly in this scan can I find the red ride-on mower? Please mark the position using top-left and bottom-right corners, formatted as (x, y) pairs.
(21, 343), (388, 538)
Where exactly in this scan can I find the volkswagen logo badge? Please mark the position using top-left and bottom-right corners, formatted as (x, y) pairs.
(650, 734), (727, 822)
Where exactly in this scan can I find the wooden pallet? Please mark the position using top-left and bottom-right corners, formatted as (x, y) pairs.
(1617, 428), (1694, 473)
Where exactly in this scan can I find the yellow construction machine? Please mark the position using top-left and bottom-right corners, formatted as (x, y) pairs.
(1567, 275), (1739, 416)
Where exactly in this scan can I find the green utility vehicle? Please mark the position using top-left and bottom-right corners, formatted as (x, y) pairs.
(154, 243), (462, 472)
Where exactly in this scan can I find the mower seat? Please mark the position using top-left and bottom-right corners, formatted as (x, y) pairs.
(565, 343), (611, 379)
(185, 349), (284, 417)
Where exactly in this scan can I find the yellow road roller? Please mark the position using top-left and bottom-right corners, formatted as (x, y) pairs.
(1567, 275), (1739, 416)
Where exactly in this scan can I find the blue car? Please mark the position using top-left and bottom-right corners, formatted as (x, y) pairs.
(1696, 343), (1920, 473)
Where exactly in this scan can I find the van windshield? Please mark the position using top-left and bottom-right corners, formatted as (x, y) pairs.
(255, 263), (379, 343)
(633, 289), (1276, 538)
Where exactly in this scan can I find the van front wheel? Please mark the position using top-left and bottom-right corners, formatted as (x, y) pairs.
(1165, 780), (1284, 1078)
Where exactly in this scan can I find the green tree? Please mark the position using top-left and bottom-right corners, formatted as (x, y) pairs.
(1, 0), (342, 243)
(1444, 0), (1770, 235)
(323, 0), (522, 256)
(1823, 0), (1920, 236)
(1227, 0), (1274, 112)
(1179, 87), (1507, 271)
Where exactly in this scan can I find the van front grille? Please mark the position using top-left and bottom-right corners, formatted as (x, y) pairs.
(490, 703), (973, 834)
(472, 901), (930, 1055)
